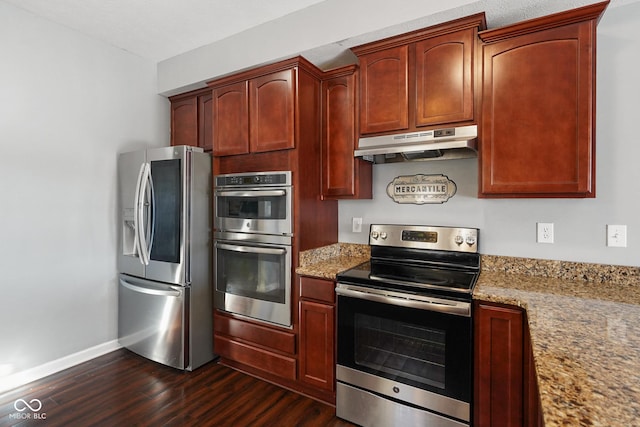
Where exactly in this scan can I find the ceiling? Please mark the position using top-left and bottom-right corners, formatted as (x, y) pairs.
(1, 0), (327, 62)
(2, 0), (637, 65)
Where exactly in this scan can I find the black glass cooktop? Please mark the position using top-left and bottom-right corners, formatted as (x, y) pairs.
(336, 258), (479, 301)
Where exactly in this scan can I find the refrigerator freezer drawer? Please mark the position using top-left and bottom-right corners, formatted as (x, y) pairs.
(118, 274), (186, 369)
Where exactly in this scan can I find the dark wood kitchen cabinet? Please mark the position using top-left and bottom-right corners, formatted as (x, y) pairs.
(210, 56), (339, 405)
(352, 13), (486, 136)
(211, 81), (249, 156)
(321, 65), (372, 199)
(478, 2), (609, 198)
(474, 301), (542, 427)
(213, 275), (338, 405)
(209, 62), (299, 156)
(298, 276), (336, 394)
(169, 88), (213, 151)
(214, 312), (297, 381)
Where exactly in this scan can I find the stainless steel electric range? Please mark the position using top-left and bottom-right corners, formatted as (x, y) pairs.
(335, 224), (480, 427)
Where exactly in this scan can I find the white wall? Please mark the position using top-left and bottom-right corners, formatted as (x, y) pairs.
(339, 3), (640, 267)
(0, 1), (168, 381)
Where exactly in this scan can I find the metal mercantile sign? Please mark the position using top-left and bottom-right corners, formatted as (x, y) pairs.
(386, 174), (457, 204)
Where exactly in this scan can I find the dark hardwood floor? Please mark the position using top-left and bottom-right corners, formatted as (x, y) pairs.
(0, 349), (355, 426)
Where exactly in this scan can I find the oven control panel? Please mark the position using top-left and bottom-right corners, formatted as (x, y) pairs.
(369, 224), (478, 253)
(215, 171), (292, 188)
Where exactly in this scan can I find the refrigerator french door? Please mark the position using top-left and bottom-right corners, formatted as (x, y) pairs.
(117, 145), (215, 371)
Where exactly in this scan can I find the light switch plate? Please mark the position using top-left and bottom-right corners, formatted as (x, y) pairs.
(352, 217), (363, 233)
(607, 225), (627, 247)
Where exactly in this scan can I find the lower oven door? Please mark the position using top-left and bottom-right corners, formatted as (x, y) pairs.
(335, 284), (472, 427)
(214, 235), (291, 327)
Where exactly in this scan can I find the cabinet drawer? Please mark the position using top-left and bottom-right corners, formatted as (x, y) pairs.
(215, 335), (297, 381)
(214, 312), (296, 355)
(299, 276), (335, 304)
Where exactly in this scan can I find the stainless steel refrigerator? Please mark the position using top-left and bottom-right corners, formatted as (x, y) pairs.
(117, 145), (215, 370)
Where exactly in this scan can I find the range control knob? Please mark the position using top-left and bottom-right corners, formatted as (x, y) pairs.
(380, 232), (388, 240)
(465, 235), (477, 246)
(371, 230), (379, 240)
(454, 235), (464, 245)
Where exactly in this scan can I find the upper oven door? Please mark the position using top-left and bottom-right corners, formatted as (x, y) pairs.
(214, 186), (292, 236)
(336, 288), (472, 404)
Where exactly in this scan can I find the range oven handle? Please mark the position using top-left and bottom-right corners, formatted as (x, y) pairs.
(216, 190), (286, 198)
(216, 242), (287, 256)
(335, 284), (470, 317)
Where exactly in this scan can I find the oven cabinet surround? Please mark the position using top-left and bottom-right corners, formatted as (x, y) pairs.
(473, 301), (542, 427)
(169, 88), (213, 152)
(478, 1), (609, 198)
(209, 63), (297, 156)
(210, 56), (339, 404)
(320, 65), (372, 200)
(352, 13), (486, 136)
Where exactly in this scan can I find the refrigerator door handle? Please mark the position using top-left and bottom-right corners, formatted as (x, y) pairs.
(120, 278), (182, 297)
(147, 168), (156, 258)
(137, 163), (151, 265)
(132, 162), (146, 263)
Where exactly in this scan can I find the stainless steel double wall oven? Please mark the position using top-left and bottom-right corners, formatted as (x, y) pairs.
(336, 224), (480, 427)
(214, 171), (293, 327)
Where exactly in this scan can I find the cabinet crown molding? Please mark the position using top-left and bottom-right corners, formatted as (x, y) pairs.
(479, 0), (609, 44)
(351, 12), (486, 57)
(206, 55), (323, 88)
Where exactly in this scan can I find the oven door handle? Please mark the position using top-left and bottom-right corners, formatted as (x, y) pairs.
(335, 284), (470, 317)
(216, 242), (287, 256)
(216, 190), (286, 198)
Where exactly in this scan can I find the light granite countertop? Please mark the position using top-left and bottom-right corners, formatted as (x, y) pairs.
(296, 243), (370, 280)
(297, 245), (640, 426)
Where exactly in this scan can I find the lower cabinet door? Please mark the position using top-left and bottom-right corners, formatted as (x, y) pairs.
(474, 302), (524, 427)
(299, 300), (335, 391)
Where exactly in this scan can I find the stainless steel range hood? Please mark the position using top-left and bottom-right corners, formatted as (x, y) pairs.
(355, 125), (477, 164)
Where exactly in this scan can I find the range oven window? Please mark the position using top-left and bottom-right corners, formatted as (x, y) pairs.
(337, 294), (471, 402)
(354, 313), (446, 389)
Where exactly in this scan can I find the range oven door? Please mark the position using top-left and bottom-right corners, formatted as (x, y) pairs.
(214, 233), (292, 327)
(336, 284), (472, 427)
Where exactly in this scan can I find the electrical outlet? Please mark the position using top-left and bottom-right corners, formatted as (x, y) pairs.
(607, 225), (627, 247)
(352, 217), (363, 233)
(537, 222), (554, 244)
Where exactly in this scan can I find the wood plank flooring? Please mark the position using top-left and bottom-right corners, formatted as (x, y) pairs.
(0, 349), (355, 426)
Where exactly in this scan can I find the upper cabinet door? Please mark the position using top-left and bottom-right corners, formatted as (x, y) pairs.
(358, 45), (409, 135)
(212, 81), (249, 156)
(250, 69), (296, 153)
(170, 96), (198, 147)
(321, 67), (372, 200)
(415, 28), (474, 127)
(198, 91), (213, 152)
(479, 21), (597, 197)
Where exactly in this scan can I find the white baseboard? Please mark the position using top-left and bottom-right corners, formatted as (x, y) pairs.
(0, 340), (122, 394)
